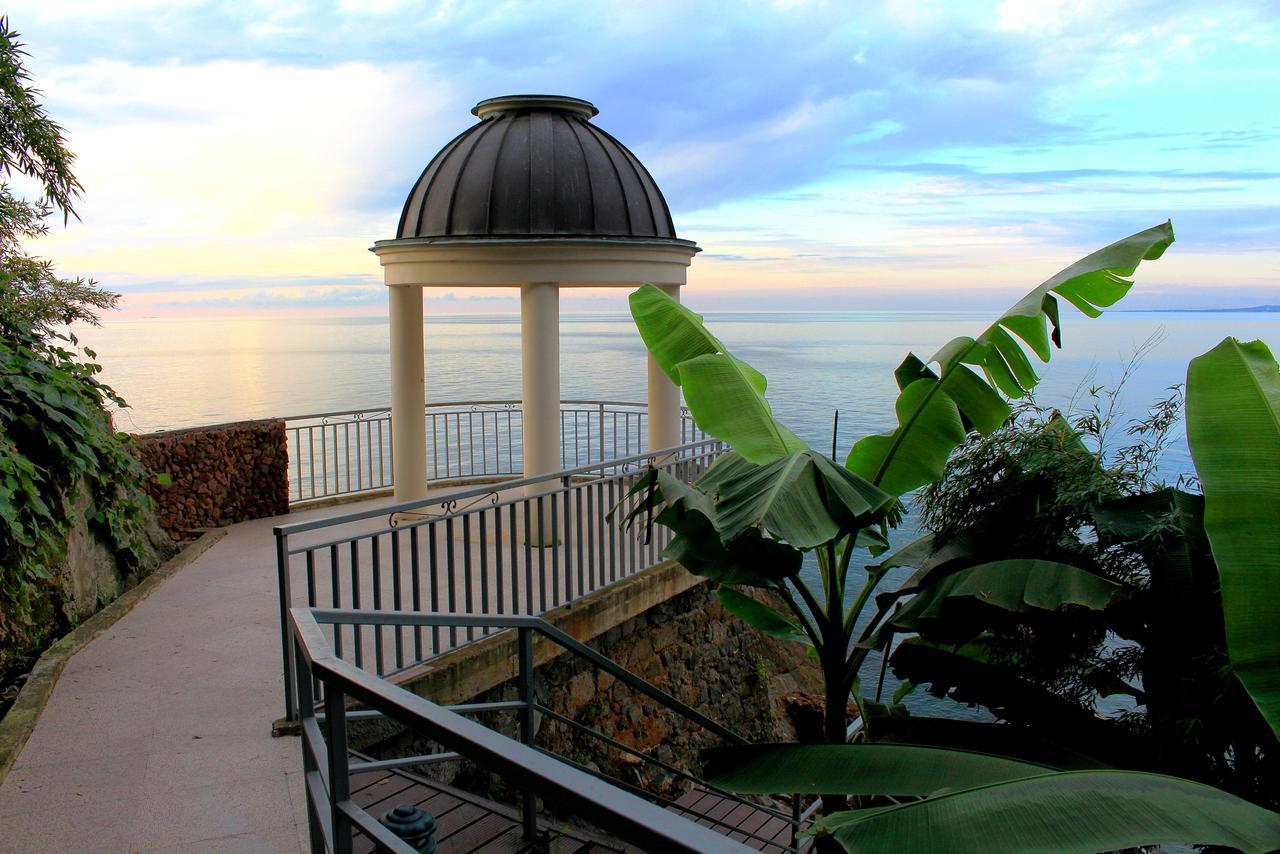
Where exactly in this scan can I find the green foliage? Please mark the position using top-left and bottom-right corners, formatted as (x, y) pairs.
(699, 450), (890, 549)
(717, 587), (810, 646)
(0, 17), (80, 217)
(0, 18), (117, 336)
(0, 16), (150, 678)
(812, 770), (1280, 854)
(614, 467), (803, 587)
(0, 326), (155, 673)
(1186, 338), (1280, 739)
(902, 368), (1279, 806)
(703, 742), (1280, 852)
(876, 558), (1126, 646)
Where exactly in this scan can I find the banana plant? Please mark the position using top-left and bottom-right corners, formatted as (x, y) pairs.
(622, 223), (1185, 840)
(1186, 338), (1280, 739)
(698, 340), (1280, 849)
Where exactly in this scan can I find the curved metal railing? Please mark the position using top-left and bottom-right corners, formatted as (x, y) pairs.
(274, 437), (727, 719)
(284, 399), (703, 503)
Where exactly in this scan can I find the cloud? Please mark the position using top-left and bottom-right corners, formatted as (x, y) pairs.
(4, 0), (1276, 314)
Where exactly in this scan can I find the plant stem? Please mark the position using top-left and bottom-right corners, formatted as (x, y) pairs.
(843, 567), (882, 637)
(789, 575), (826, 636)
(772, 579), (823, 652)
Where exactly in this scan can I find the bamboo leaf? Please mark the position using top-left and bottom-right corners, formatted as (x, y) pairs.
(1186, 336), (1280, 738)
(817, 770), (1280, 854)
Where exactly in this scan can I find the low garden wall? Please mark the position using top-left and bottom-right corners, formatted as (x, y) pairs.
(134, 419), (289, 539)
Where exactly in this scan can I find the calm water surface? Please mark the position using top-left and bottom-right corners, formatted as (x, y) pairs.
(83, 309), (1278, 477)
(79, 309), (1278, 717)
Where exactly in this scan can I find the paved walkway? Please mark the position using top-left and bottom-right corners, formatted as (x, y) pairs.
(0, 496), (399, 853)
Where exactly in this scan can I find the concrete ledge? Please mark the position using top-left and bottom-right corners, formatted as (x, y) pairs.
(272, 560), (706, 741)
(0, 528), (227, 785)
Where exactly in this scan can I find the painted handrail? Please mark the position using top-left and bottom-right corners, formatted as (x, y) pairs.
(290, 605), (764, 853)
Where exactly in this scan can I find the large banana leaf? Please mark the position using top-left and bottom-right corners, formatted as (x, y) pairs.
(701, 743), (1055, 796)
(888, 637), (1141, 747)
(883, 559), (1126, 644)
(862, 715), (1109, 771)
(717, 586), (810, 645)
(616, 467), (803, 586)
(1186, 337), (1280, 738)
(702, 449), (891, 548)
(847, 221), (1175, 497)
(628, 284), (806, 462)
(815, 770), (1280, 854)
(870, 532), (979, 610)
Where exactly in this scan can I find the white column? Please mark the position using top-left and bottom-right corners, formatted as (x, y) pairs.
(521, 282), (561, 478)
(388, 284), (427, 502)
(521, 282), (560, 545)
(647, 284), (683, 454)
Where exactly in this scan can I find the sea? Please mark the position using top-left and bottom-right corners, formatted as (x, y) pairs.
(83, 309), (1277, 477)
(78, 309), (1278, 717)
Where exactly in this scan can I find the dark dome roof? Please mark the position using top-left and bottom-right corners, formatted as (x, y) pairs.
(396, 95), (679, 241)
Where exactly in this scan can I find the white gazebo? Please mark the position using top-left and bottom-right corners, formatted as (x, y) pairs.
(372, 94), (700, 512)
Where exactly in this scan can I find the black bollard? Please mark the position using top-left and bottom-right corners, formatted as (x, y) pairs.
(380, 804), (437, 853)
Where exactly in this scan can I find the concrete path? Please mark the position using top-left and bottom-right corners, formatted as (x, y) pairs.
(0, 497), (398, 853)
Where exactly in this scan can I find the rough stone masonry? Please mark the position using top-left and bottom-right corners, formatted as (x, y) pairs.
(134, 419), (289, 540)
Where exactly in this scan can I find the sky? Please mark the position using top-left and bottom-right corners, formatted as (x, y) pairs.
(10, 0), (1280, 315)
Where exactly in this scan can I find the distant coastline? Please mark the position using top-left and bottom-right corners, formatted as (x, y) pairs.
(1117, 305), (1279, 314)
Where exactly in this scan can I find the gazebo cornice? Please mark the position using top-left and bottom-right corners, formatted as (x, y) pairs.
(371, 236), (700, 288)
(372, 236), (699, 251)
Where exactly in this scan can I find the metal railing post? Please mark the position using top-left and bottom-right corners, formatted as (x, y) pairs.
(517, 627), (538, 843)
(295, 638), (326, 852)
(598, 402), (606, 463)
(326, 686), (354, 854)
(791, 794), (801, 853)
(561, 475), (574, 601)
(276, 529), (296, 720)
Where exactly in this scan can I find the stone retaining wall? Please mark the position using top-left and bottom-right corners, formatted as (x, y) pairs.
(356, 565), (824, 802)
(134, 420), (289, 539)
